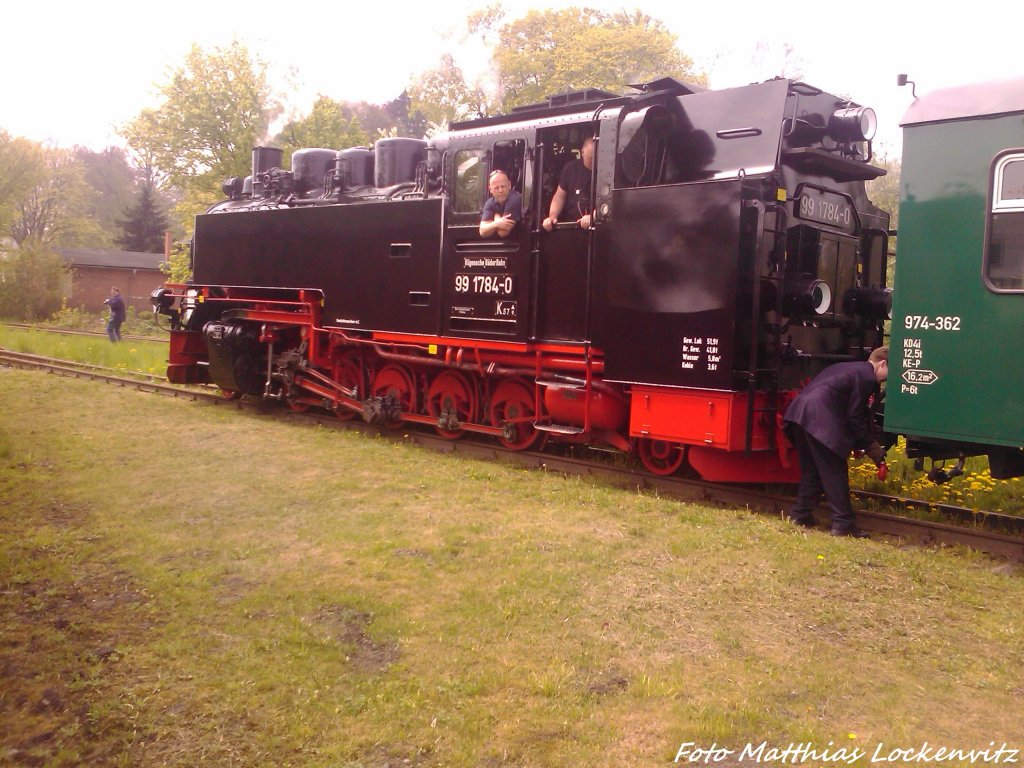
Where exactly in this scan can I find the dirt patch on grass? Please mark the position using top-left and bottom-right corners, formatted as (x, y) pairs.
(581, 667), (630, 697)
(303, 605), (398, 673)
(0, 565), (157, 766)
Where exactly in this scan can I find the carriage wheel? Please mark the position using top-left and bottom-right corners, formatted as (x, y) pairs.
(488, 379), (542, 451)
(637, 438), (686, 476)
(371, 364), (416, 428)
(427, 371), (478, 439)
(332, 352), (365, 421)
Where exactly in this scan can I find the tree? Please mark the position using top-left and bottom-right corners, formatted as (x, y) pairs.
(469, 7), (706, 111)
(7, 144), (104, 249)
(866, 150), (901, 284)
(0, 240), (68, 320)
(121, 41), (280, 230)
(383, 91), (429, 139)
(0, 135), (113, 321)
(0, 132), (46, 241)
(275, 96), (371, 157)
(409, 55), (490, 126)
(162, 241), (193, 285)
(75, 146), (139, 247)
(335, 98), (409, 138)
(867, 150), (900, 229)
(117, 181), (170, 253)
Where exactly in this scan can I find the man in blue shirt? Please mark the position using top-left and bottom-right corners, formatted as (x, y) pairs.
(479, 170), (522, 238)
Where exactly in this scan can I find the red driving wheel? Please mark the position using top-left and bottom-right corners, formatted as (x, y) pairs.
(427, 371), (478, 439)
(332, 352), (366, 421)
(371, 364), (416, 428)
(489, 379), (542, 451)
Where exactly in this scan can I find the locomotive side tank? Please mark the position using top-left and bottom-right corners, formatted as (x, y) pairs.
(155, 77), (890, 482)
(885, 77), (1024, 479)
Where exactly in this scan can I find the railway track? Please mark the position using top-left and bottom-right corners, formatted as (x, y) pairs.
(0, 321), (164, 343)
(3, 346), (1023, 562)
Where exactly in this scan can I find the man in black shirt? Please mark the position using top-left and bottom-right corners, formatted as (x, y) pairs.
(543, 137), (595, 230)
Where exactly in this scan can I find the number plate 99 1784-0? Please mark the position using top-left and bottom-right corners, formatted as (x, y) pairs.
(454, 274), (515, 296)
(796, 186), (857, 233)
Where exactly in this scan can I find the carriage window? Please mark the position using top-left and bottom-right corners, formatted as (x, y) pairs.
(453, 149), (485, 213)
(996, 156), (1024, 206)
(986, 153), (1024, 291)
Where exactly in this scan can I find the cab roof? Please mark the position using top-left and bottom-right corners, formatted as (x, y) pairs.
(901, 77), (1024, 126)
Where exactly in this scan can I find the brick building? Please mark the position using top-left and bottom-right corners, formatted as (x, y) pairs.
(60, 247), (167, 313)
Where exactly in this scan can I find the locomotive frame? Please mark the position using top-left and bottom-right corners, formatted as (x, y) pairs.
(154, 76), (892, 483)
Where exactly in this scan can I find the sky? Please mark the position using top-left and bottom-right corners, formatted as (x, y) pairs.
(3, 1), (1020, 158)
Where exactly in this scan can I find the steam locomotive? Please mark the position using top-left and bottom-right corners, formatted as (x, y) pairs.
(153, 76), (892, 482)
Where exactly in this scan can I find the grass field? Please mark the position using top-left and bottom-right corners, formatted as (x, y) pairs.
(1, 368), (1022, 767)
(0, 325), (168, 378)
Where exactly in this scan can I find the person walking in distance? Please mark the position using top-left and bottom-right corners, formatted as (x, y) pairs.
(104, 287), (126, 342)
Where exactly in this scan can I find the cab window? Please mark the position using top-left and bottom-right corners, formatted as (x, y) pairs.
(490, 139), (530, 209)
(616, 105), (671, 187)
(986, 152), (1024, 291)
(453, 149), (486, 214)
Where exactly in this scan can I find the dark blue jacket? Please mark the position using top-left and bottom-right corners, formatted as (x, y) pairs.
(783, 361), (879, 457)
(105, 294), (126, 322)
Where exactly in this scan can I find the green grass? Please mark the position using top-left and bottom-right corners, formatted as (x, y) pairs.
(1, 369), (1023, 766)
(0, 325), (168, 377)
(849, 440), (1024, 515)
(47, 303), (166, 337)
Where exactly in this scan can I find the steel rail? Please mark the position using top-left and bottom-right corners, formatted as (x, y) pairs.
(0, 348), (210, 398)
(0, 321), (165, 344)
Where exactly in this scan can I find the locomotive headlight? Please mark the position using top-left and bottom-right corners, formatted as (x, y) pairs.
(829, 107), (877, 142)
(150, 287), (174, 313)
(806, 280), (832, 315)
(784, 278), (832, 317)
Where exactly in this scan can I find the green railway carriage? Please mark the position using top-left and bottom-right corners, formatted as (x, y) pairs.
(886, 77), (1024, 478)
